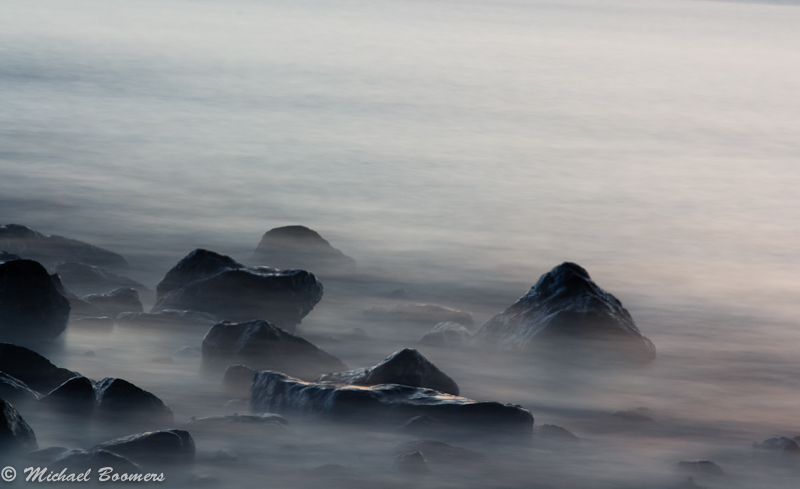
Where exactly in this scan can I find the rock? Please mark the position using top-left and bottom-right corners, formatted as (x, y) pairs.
(40, 376), (96, 413)
(186, 413), (289, 432)
(394, 440), (485, 465)
(419, 322), (473, 347)
(473, 262), (656, 363)
(364, 304), (474, 327)
(0, 252), (21, 263)
(49, 273), (105, 319)
(54, 262), (149, 299)
(94, 378), (173, 422)
(0, 343), (80, 393)
(393, 451), (430, 474)
(0, 259), (71, 340)
(251, 371), (533, 433)
(397, 415), (444, 435)
(317, 348), (459, 396)
(536, 424), (579, 442)
(49, 449), (142, 472)
(202, 320), (346, 380)
(92, 429), (195, 466)
(116, 310), (221, 329)
(0, 397), (38, 452)
(70, 316), (114, 331)
(153, 249), (323, 331)
(82, 287), (143, 317)
(757, 436), (800, 453)
(676, 461), (725, 477)
(223, 365), (257, 393)
(0, 224), (128, 270)
(0, 372), (40, 403)
(249, 225), (356, 275)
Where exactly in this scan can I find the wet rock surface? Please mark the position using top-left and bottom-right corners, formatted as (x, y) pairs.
(473, 262), (656, 363)
(317, 348), (460, 396)
(251, 371), (534, 433)
(0, 372), (41, 403)
(419, 322), (473, 347)
(0, 397), (38, 452)
(0, 224), (128, 270)
(0, 343), (80, 393)
(249, 225), (356, 274)
(202, 320), (346, 380)
(82, 287), (144, 317)
(536, 424), (580, 442)
(92, 429), (195, 466)
(153, 249), (324, 331)
(364, 303), (474, 327)
(50, 448), (143, 472)
(94, 378), (173, 421)
(0, 259), (71, 340)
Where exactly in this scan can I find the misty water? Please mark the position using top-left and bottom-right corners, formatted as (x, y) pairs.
(2, 0), (800, 487)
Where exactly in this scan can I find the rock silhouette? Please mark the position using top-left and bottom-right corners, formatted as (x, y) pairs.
(82, 287), (143, 317)
(250, 225), (356, 275)
(0, 343), (80, 393)
(94, 378), (173, 422)
(55, 262), (149, 298)
(0, 259), (70, 340)
(91, 429), (195, 466)
(419, 322), (473, 347)
(0, 397), (38, 452)
(0, 224), (128, 270)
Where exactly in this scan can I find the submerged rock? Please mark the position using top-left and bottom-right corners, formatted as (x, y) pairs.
(0, 397), (38, 452)
(757, 436), (800, 453)
(364, 304), (474, 327)
(0, 343), (80, 393)
(676, 461), (725, 477)
(116, 310), (221, 329)
(250, 225), (356, 274)
(153, 249), (323, 331)
(202, 320), (346, 380)
(536, 424), (579, 442)
(0, 259), (70, 340)
(251, 371), (533, 433)
(0, 372), (40, 403)
(393, 451), (430, 474)
(394, 440), (485, 465)
(55, 262), (148, 299)
(317, 348), (459, 396)
(92, 429), (195, 466)
(0, 224), (128, 270)
(94, 378), (173, 422)
(49, 274), (105, 319)
(49, 448), (142, 472)
(473, 262), (656, 363)
(82, 287), (143, 317)
(419, 322), (473, 347)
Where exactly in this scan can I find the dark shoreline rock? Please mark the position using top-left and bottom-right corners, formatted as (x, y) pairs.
(0, 224), (128, 270)
(0, 343), (80, 393)
(0, 259), (71, 340)
(82, 287), (143, 318)
(249, 225), (356, 275)
(94, 378), (173, 422)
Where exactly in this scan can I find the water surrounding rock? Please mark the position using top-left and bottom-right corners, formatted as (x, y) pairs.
(41, 376), (96, 413)
(0, 397), (38, 452)
(317, 348), (460, 396)
(0, 372), (41, 403)
(249, 225), (356, 275)
(536, 424), (579, 442)
(82, 287), (143, 317)
(473, 262), (656, 363)
(419, 322), (473, 347)
(0, 259), (70, 340)
(0, 224), (128, 270)
(153, 249), (323, 331)
(222, 364), (257, 393)
(251, 371), (533, 433)
(116, 310), (221, 329)
(202, 320), (346, 380)
(676, 461), (725, 476)
(364, 304), (474, 327)
(50, 274), (105, 319)
(94, 378), (173, 422)
(92, 429), (195, 466)
(55, 262), (149, 298)
(0, 343), (80, 393)
(394, 440), (485, 465)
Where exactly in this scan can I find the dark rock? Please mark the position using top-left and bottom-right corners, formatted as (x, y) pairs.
(82, 287), (143, 317)
(0, 259), (70, 340)
(202, 320), (346, 380)
(758, 436), (800, 453)
(473, 262), (656, 363)
(92, 429), (195, 466)
(41, 376), (96, 413)
(0, 397), (38, 452)
(70, 316), (114, 330)
(394, 440), (485, 465)
(186, 413), (289, 431)
(153, 249), (323, 331)
(94, 378), (173, 422)
(676, 461), (725, 476)
(0, 372), (40, 403)
(116, 309), (221, 329)
(249, 225), (356, 275)
(0, 252), (21, 263)
(317, 348), (459, 396)
(49, 448), (142, 472)
(364, 304), (474, 327)
(536, 424), (579, 442)
(251, 371), (533, 433)
(49, 273), (105, 319)
(223, 365), (257, 393)
(0, 224), (128, 270)
(393, 451), (430, 474)
(0, 343), (80, 393)
(419, 322), (473, 347)
(55, 262), (148, 299)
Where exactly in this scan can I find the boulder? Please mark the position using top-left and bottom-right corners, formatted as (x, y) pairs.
(536, 424), (579, 442)
(202, 320), (346, 380)
(92, 429), (195, 466)
(0, 259), (70, 340)
(41, 376), (96, 413)
(153, 249), (323, 331)
(419, 322), (473, 347)
(48, 448), (142, 472)
(251, 371), (533, 433)
(49, 274), (105, 319)
(473, 262), (656, 363)
(249, 225), (356, 274)
(0, 372), (40, 403)
(317, 348), (459, 396)
(0, 343), (80, 393)
(116, 310), (221, 329)
(364, 304), (474, 327)
(94, 378), (173, 421)
(757, 437), (800, 453)
(0, 397), (38, 452)
(54, 262), (149, 298)
(0, 224), (128, 270)
(82, 287), (143, 317)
